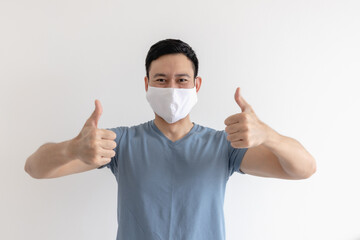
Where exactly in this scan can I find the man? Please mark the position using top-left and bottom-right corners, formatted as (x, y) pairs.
(25, 39), (316, 240)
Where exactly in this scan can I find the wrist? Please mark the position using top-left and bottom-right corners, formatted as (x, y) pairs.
(261, 122), (282, 150)
(64, 137), (79, 160)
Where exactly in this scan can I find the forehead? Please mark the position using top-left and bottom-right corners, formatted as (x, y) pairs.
(149, 53), (194, 77)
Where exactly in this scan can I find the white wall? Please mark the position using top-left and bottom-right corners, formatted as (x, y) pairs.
(1, 0), (359, 239)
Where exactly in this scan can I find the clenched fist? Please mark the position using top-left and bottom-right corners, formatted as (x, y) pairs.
(72, 99), (117, 166)
(224, 87), (269, 149)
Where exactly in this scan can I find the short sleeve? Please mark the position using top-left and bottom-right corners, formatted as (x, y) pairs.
(97, 127), (125, 174)
(225, 131), (249, 177)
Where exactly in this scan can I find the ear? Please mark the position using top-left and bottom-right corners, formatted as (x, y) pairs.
(144, 76), (148, 92)
(195, 76), (202, 93)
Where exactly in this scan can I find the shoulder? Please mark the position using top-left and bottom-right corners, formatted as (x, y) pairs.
(194, 123), (227, 141)
(106, 120), (153, 140)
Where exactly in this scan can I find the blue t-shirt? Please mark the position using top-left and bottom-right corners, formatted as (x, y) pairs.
(98, 120), (248, 240)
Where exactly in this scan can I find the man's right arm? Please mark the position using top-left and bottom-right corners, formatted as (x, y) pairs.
(24, 139), (99, 179)
(24, 99), (116, 179)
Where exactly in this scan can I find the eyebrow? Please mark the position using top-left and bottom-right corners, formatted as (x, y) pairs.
(152, 73), (191, 78)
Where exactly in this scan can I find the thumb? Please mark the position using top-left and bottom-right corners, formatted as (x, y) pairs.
(235, 87), (252, 113)
(85, 99), (103, 127)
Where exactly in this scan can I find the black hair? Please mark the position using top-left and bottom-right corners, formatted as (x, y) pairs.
(145, 39), (199, 80)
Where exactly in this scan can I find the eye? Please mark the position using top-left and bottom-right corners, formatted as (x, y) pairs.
(156, 79), (165, 82)
(179, 78), (188, 82)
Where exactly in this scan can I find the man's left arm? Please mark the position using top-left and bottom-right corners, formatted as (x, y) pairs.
(224, 87), (316, 180)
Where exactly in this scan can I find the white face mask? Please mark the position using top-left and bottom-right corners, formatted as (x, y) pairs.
(146, 79), (198, 124)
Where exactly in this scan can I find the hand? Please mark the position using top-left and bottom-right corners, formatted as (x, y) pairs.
(72, 99), (117, 166)
(224, 87), (268, 149)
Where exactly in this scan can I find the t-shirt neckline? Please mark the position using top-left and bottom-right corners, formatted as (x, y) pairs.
(150, 119), (199, 146)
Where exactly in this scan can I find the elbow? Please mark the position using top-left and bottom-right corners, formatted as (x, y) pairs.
(311, 159), (317, 176)
(24, 159), (43, 179)
(308, 157), (317, 178)
(288, 157), (317, 180)
(299, 157), (317, 179)
(24, 159), (31, 176)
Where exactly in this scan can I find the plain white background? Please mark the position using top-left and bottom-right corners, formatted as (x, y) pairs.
(1, 0), (359, 239)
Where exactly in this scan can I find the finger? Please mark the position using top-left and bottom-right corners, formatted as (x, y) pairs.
(99, 149), (116, 158)
(230, 140), (247, 149)
(225, 122), (243, 134)
(100, 157), (111, 165)
(99, 139), (117, 150)
(235, 87), (253, 113)
(99, 129), (117, 140)
(227, 132), (245, 142)
(224, 113), (241, 126)
(85, 99), (103, 127)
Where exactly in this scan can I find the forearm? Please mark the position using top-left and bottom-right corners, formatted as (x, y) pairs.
(24, 139), (77, 179)
(262, 123), (317, 179)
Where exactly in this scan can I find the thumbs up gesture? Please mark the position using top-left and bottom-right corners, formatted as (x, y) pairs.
(224, 87), (268, 149)
(73, 100), (117, 166)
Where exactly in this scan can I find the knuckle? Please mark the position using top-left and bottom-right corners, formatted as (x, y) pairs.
(112, 132), (117, 140)
(102, 158), (111, 164)
(89, 140), (97, 150)
(243, 125), (249, 131)
(93, 147), (100, 156)
(89, 156), (98, 164)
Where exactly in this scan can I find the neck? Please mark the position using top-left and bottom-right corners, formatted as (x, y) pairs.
(153, 114), (194, 142)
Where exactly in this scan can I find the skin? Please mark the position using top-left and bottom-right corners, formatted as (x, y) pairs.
(145, 53), (317, 180)
(24, 99), (117, 179)
(144, 53), (202, 143)
(25, 53), (316, 180)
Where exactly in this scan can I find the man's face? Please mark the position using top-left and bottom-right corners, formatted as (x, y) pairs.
(145, 53), (200, 91)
